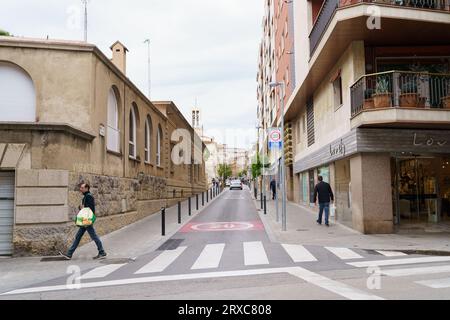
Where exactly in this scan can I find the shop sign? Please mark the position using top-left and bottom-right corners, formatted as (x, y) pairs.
(413, 133), (447, 147)
(330, 139), (346, 158)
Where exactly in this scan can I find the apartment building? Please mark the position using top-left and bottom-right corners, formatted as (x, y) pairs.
(284, 0), (450, 234)
(0, 37), (207, 256)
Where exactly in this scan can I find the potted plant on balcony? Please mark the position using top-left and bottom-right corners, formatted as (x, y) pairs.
(373, 76), (392, 109)
(442, 82), (450, 109)
(363, 88), (375, 110)
(399, 79), (419, 108)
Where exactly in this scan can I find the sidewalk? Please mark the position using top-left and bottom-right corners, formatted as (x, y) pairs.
(0, 190), (224, 293)
(255, 196), (450, 254)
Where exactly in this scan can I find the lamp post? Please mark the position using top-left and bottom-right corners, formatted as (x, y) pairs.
(269, 81), (286, 231)
(256, 125), (267, 209)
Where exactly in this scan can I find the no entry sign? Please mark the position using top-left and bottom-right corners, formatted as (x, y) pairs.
(180, 221), (265, 233)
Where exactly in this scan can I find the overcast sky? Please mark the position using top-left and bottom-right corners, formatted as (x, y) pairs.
(0, 0), (263, 149)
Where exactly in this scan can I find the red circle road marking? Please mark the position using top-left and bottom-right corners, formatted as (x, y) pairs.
(180, 221), (265, 233)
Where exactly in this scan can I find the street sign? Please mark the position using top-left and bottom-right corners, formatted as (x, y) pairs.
(268, 127), (282, 150)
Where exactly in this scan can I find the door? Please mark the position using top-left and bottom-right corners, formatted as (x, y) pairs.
(309, 169), (316, 205)
(0, 172), (14, 255)
(395, 157), (439, 224)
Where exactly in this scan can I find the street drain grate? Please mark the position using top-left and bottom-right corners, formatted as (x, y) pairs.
(158, 239), (184, 251)
(99, 258), (135, 264)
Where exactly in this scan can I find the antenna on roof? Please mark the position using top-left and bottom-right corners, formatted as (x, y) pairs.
(81, 0), (89, 42)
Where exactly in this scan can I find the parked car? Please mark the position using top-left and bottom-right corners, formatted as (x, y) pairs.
(230, 179), (243, 190)
(225, 180), (231, 187)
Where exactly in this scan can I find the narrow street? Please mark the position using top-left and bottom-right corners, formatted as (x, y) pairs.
(2, 187), (450, 300)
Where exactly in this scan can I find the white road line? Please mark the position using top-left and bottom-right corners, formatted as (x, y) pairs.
(416, 277), (450, 289)
(243, 241), (269, 266)
(287, 268), (384, 300)
(135, 247), (187, 274)
(325, 247), (363, 260)
(78, 264), (127, 280)
(191, 244), (225, 270)
(376, 251), (407, 257)
(348, 256), (450, 268)
(380, 265), (450, 277)
(0, 266), (384, 300)
(282, 244), (317, 262)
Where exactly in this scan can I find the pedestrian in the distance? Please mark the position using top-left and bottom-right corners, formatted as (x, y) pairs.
(314, 176), (334, 227)
(60, 183), (107, 260)
(270, 178), (277, 200)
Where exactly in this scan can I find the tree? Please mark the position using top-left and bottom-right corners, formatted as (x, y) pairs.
(251, 154), (262, 180)
(0, 29), (11, 36)
(217, 164), (232, 183)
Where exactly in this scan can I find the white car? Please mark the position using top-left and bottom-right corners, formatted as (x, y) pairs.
(230, 179), (243, 190)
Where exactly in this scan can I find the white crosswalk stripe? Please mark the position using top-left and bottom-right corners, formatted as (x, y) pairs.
(135, 246), (187, 274)
(243, 241), (269, 266)
(78, 264), (127, 280)
(282, 244), (317, 262)
(325, 247), (363, 260)
(380, 265), (450, 277)
(348, 256), (450, 268)
(416, 277), (450, 289)
(191, 243), (225, 270)
(376, 250), (407, 257)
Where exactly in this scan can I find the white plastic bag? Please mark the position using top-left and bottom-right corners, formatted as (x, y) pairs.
(330, 205), (336, 218)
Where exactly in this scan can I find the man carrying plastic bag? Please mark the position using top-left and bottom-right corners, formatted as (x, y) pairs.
(60, 183), (107, 260)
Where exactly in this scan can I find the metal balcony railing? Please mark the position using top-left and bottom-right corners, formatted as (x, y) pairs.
(350, 71), (450, 117)
(309, 0), (450, 56)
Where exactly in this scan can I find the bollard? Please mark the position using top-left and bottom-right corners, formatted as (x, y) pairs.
(161, 207), (166, 236)
(207, 189), (209, 203)
(188, 197), (192, 216)
(260, 192), (263, 209)
(178, 201), (181, 224)
(264, 195), (267, 215)
(202, 192), (204, 206)
(196, 194), (199, 210)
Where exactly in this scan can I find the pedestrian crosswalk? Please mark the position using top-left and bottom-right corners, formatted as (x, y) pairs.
(135, 246), (187, 274)
(71, 242), (431, 282)
(281, 244), (317, 262)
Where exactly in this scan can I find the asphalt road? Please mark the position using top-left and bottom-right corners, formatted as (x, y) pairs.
(2, 187), (450, 300)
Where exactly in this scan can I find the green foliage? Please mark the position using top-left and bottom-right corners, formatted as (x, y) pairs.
(217, 164), (232, 181)
(375, 76), (390, 94)
(0, 29), (11, 36)
(251, 153), (262, 179)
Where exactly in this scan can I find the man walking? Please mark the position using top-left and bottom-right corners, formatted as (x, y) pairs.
(270, 178), (277, 200)
(314, 176), (334, 227)
(60, 183), (107, 260)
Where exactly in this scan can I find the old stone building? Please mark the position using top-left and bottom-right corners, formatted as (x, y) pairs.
(0, 37), (207, 256)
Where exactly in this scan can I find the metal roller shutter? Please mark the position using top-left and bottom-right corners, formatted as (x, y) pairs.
(0, 172), (14, 255)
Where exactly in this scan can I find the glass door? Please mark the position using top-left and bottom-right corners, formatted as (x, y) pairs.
(395, 157), (440, 224)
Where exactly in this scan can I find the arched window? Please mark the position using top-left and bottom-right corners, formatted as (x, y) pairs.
(145, 116), (152, 163)
(0, 62), (36, 122)
(157, 125), (163, 166)
(129, 105), (138, 158)
(107, 88), (120, 152)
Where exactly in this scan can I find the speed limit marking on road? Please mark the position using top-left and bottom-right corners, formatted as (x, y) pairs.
(180, 221), (264, 233)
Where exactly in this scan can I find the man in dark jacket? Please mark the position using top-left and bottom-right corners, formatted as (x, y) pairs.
(60, 183), (107, 260)
(270, 179), (277, 200)
(314, 176), (334, 227)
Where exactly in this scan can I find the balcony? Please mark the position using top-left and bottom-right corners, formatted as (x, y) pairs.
(310, 0), (450, 56)
(350, 71), (450, 128)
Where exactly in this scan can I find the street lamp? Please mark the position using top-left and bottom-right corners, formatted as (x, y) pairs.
(256, 124), (267, 212)
(269, 81), (287, 231)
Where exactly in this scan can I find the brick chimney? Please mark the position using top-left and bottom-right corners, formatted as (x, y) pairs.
(110, 41), (128, 75)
